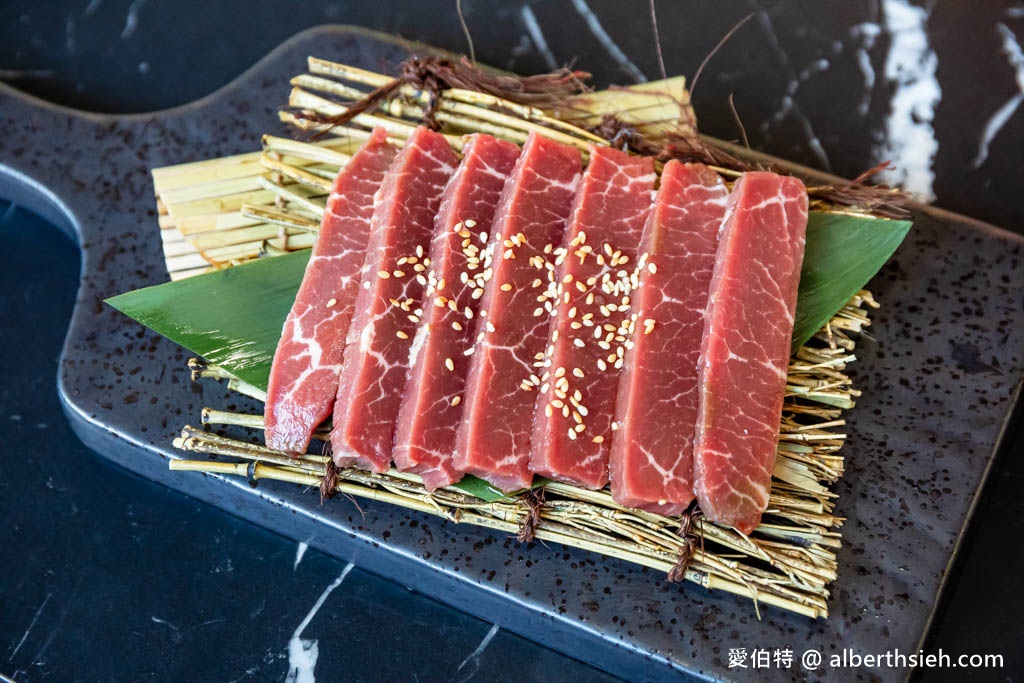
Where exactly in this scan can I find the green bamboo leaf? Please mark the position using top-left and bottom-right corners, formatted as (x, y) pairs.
(792, 213), (912, 351)
(450, 475), (549, 502)
(107, 211), (910, 501)
(108, 212), (909, 388)
(107, 250), (311, 390)
(451, 475), (509, 502)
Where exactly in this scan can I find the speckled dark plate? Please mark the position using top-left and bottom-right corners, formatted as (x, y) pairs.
(2, 26), (1021, 683)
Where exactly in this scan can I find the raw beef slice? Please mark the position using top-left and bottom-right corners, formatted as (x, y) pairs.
(393, 134), (521, 490)
(530, 146), (655, 489)
(692, 172), (808, 534)
(332, 127), (458, 472)
(455, 132), (581, 492)
(610, 161), (728, 513)
(264, 128), (397, 454)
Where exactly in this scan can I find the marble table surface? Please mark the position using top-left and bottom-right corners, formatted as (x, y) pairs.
(1, 1), (1021, 681)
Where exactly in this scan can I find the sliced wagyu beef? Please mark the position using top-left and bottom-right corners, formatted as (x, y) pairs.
(692, 172), (808, 534)
(609, 161), (728, 513)
(455, 132), (582, 492)
(393, 134), (521, 490)
(529, 146), (655, 489)
(332, 127), (458, 472)
(264, 128), (398, 454)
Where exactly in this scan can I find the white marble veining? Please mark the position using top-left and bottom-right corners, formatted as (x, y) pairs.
(569, 0), (647, 83)
(874, 0), (942, 201)
(285, 563), (354, 683)
(520, 5), (558, 71)
(120, 0), (145, 40)
(293, 542), (309, 570)
(455, 623), (499, 682)
(851, 22), (881, 116)
(9, 593), (52, 661)
(755, 10), (832, 171)
(972, 23), (1024, 169)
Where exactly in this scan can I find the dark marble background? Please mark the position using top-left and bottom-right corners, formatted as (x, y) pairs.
(1, 1), (1021, 681)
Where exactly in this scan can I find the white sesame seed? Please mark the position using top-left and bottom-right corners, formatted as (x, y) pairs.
(396, 330), (409, 340)
(326, 298), (337, 308)
(500, 283), (512, 292)
(445, 358), (455, 372)
(573, 339), (585, 348)
(377, 270), (391, 279)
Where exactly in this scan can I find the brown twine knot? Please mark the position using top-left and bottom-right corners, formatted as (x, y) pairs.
(667, 502), (703, 583)
(516, 488), (546, 543)
(319, 445), (338, 505)
(297, 55), (590, 137)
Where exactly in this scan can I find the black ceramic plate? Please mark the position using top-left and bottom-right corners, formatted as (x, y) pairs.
(2, 26), (1021, 683)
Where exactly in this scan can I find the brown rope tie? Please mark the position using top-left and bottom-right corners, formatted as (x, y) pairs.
(667, 503), (703, 583)
(319, 445), (338, 505)
(516, 488), (546, 543)
(294, 55), (591, 136)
